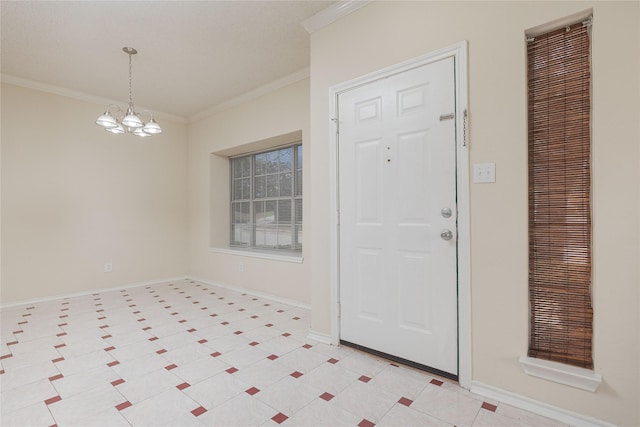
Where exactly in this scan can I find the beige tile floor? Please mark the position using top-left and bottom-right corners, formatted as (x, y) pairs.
(1, 279), (567, 426)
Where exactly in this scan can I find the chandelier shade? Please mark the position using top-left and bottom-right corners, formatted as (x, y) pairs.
(95, 47), (162, 137)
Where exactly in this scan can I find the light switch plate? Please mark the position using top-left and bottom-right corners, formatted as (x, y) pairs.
(473, 163), (496, 183)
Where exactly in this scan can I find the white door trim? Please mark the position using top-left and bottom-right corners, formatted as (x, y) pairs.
(328, 41), (471, 389)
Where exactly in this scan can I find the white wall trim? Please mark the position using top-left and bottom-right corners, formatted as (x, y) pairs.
(518, 356), (602, 392)
(0, 74), (187, 124)
(189, 276), (310, 310)
(189, 67), (310, 123)
(301, 1), (372, 34)
(328, 41), (471, 387)
(471, 381), (614, 427)
(209, 247), (303, 264)
(0, 276), (188, 309)
(307, 330), (333, 345)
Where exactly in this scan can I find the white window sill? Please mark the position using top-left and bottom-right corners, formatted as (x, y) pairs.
(519, 356), (602, 392)
(209, 247), (303, 263)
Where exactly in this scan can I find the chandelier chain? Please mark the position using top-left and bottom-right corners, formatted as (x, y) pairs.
(128, 51), (133, 106)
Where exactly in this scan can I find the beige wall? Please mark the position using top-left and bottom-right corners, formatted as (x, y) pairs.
(1, 83), (189, 303)
(187, 78), (311, 305)
(308, 2), (639, 425)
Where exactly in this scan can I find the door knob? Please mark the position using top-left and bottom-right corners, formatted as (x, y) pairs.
(440, 229), (453, 241)
(441, 207), (452, 218)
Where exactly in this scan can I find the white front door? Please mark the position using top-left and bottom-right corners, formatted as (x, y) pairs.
(338, 57), (458, 376)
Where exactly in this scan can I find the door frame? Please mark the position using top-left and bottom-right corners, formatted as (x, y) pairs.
(328, 41), (471, 389)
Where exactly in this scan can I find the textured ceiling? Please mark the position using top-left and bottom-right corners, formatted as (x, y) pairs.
(1, 1), (334, 121)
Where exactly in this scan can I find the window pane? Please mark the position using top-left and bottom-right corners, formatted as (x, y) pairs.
(232, 179), (242, 201)
(279, 172), (292, 196)
(295, 198), (302, 224)
(277, 199), (292, 224)
(279, 147), (293, 172)
(241, 178), (250, 199)
(255, 153), (267, 176)
(265, 151), (278, 173)
(296, 145), (303, 169)
(295, 170), (302, 196)
(254, 176), (266, 199)
(266, 175), (279, 198)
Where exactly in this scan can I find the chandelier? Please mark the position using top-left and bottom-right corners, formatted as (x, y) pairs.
(95, 47), (162, 137)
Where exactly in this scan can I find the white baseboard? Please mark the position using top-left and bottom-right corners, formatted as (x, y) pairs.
(470, 381), (614, 427)
(306, 330), (333, 345)
(0, 276), (189, 309)
(188, 276), (311, 311)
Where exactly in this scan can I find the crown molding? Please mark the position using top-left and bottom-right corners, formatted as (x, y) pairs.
(301, 0), (372, 34)
(189, 67), (310, 123)
(1, 74), (188, 124)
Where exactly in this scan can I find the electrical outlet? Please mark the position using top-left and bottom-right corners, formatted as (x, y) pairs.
(473, 163), (496, 183)
(104, 262), (113, 273)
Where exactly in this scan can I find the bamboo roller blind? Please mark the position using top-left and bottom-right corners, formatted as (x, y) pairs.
(527, 21), (593, 369)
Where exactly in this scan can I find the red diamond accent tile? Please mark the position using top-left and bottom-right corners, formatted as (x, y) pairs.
(137, 318), (146, 322)
(211, 352), (222, 357)
(319, 392), (334, 401)
(482, 402), (498, 412)
(0, 370), (5, 375)
(7, 341), (18, 346)
(148, 337), (159, 341)
(290, 371), (303, 378)
(101, 334), (112, 339)
(272, 413), (288, 424)
(245, 386), (260, 395)
(198, 339), (208, 344)
(277, 310), (284, 313)
(177, 382), (191, 390)
(210, 313), (218, 317)
(171, 312), (179, 316)
(107, 360), (120, 367)
(398, 397), (413, 407)
(265, 323), (273, 327)
(54, 344), (66, 349)
(18, 321), (27, 325)
(57, 323), (67, 327)
(115, 401), (132, 411)
(281, 332), (291, 337)
(267, 354), (279, 360)
(264, 303), (270, 306)
(0, 354), (13, 360)
(96, 309), (104, 313)
(359, 375), (371, 383)
(178, 320), (187, 323)
(97, 316), (106, 320)
(55, 332), (66, 337)
(251, 315), (259, 319)
(302, 344), (313, 349)
(104, 346), (115, 352)
(430, 379), (443, 386)
(226, 367), (238, 374)
(221, 321), (229, 325)
(133, 310), (141, 314)
(13, 330), (23, 334)
(187, 328), (196, 333)
(227, 302), (234, 305)
(293, 317), (301, 320)
(142, 326), (151, 331)
(59, 315), (68, 318)
(327, 358), (339, 364)
(358, 419), (375, 427)
(249, 341), (259, 346)
(156, 349), (167, 355)
(165, 364), (177, 371)
(52, 357), (64, 363)
(44, 396), (61, 406)
(238, 308), (245, 311)
(111, 379), (125, 386)
(99, 325), (108, 329)
(49, 374), (64, 382)
(234, 331), (243, 335)
(191, 406), (207, 417)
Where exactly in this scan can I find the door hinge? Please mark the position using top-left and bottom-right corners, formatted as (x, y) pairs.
(439, 113), (455, 121)
(331, 117), (340, 134)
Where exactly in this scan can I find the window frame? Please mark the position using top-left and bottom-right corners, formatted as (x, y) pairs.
(229, 142), (302, 255)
